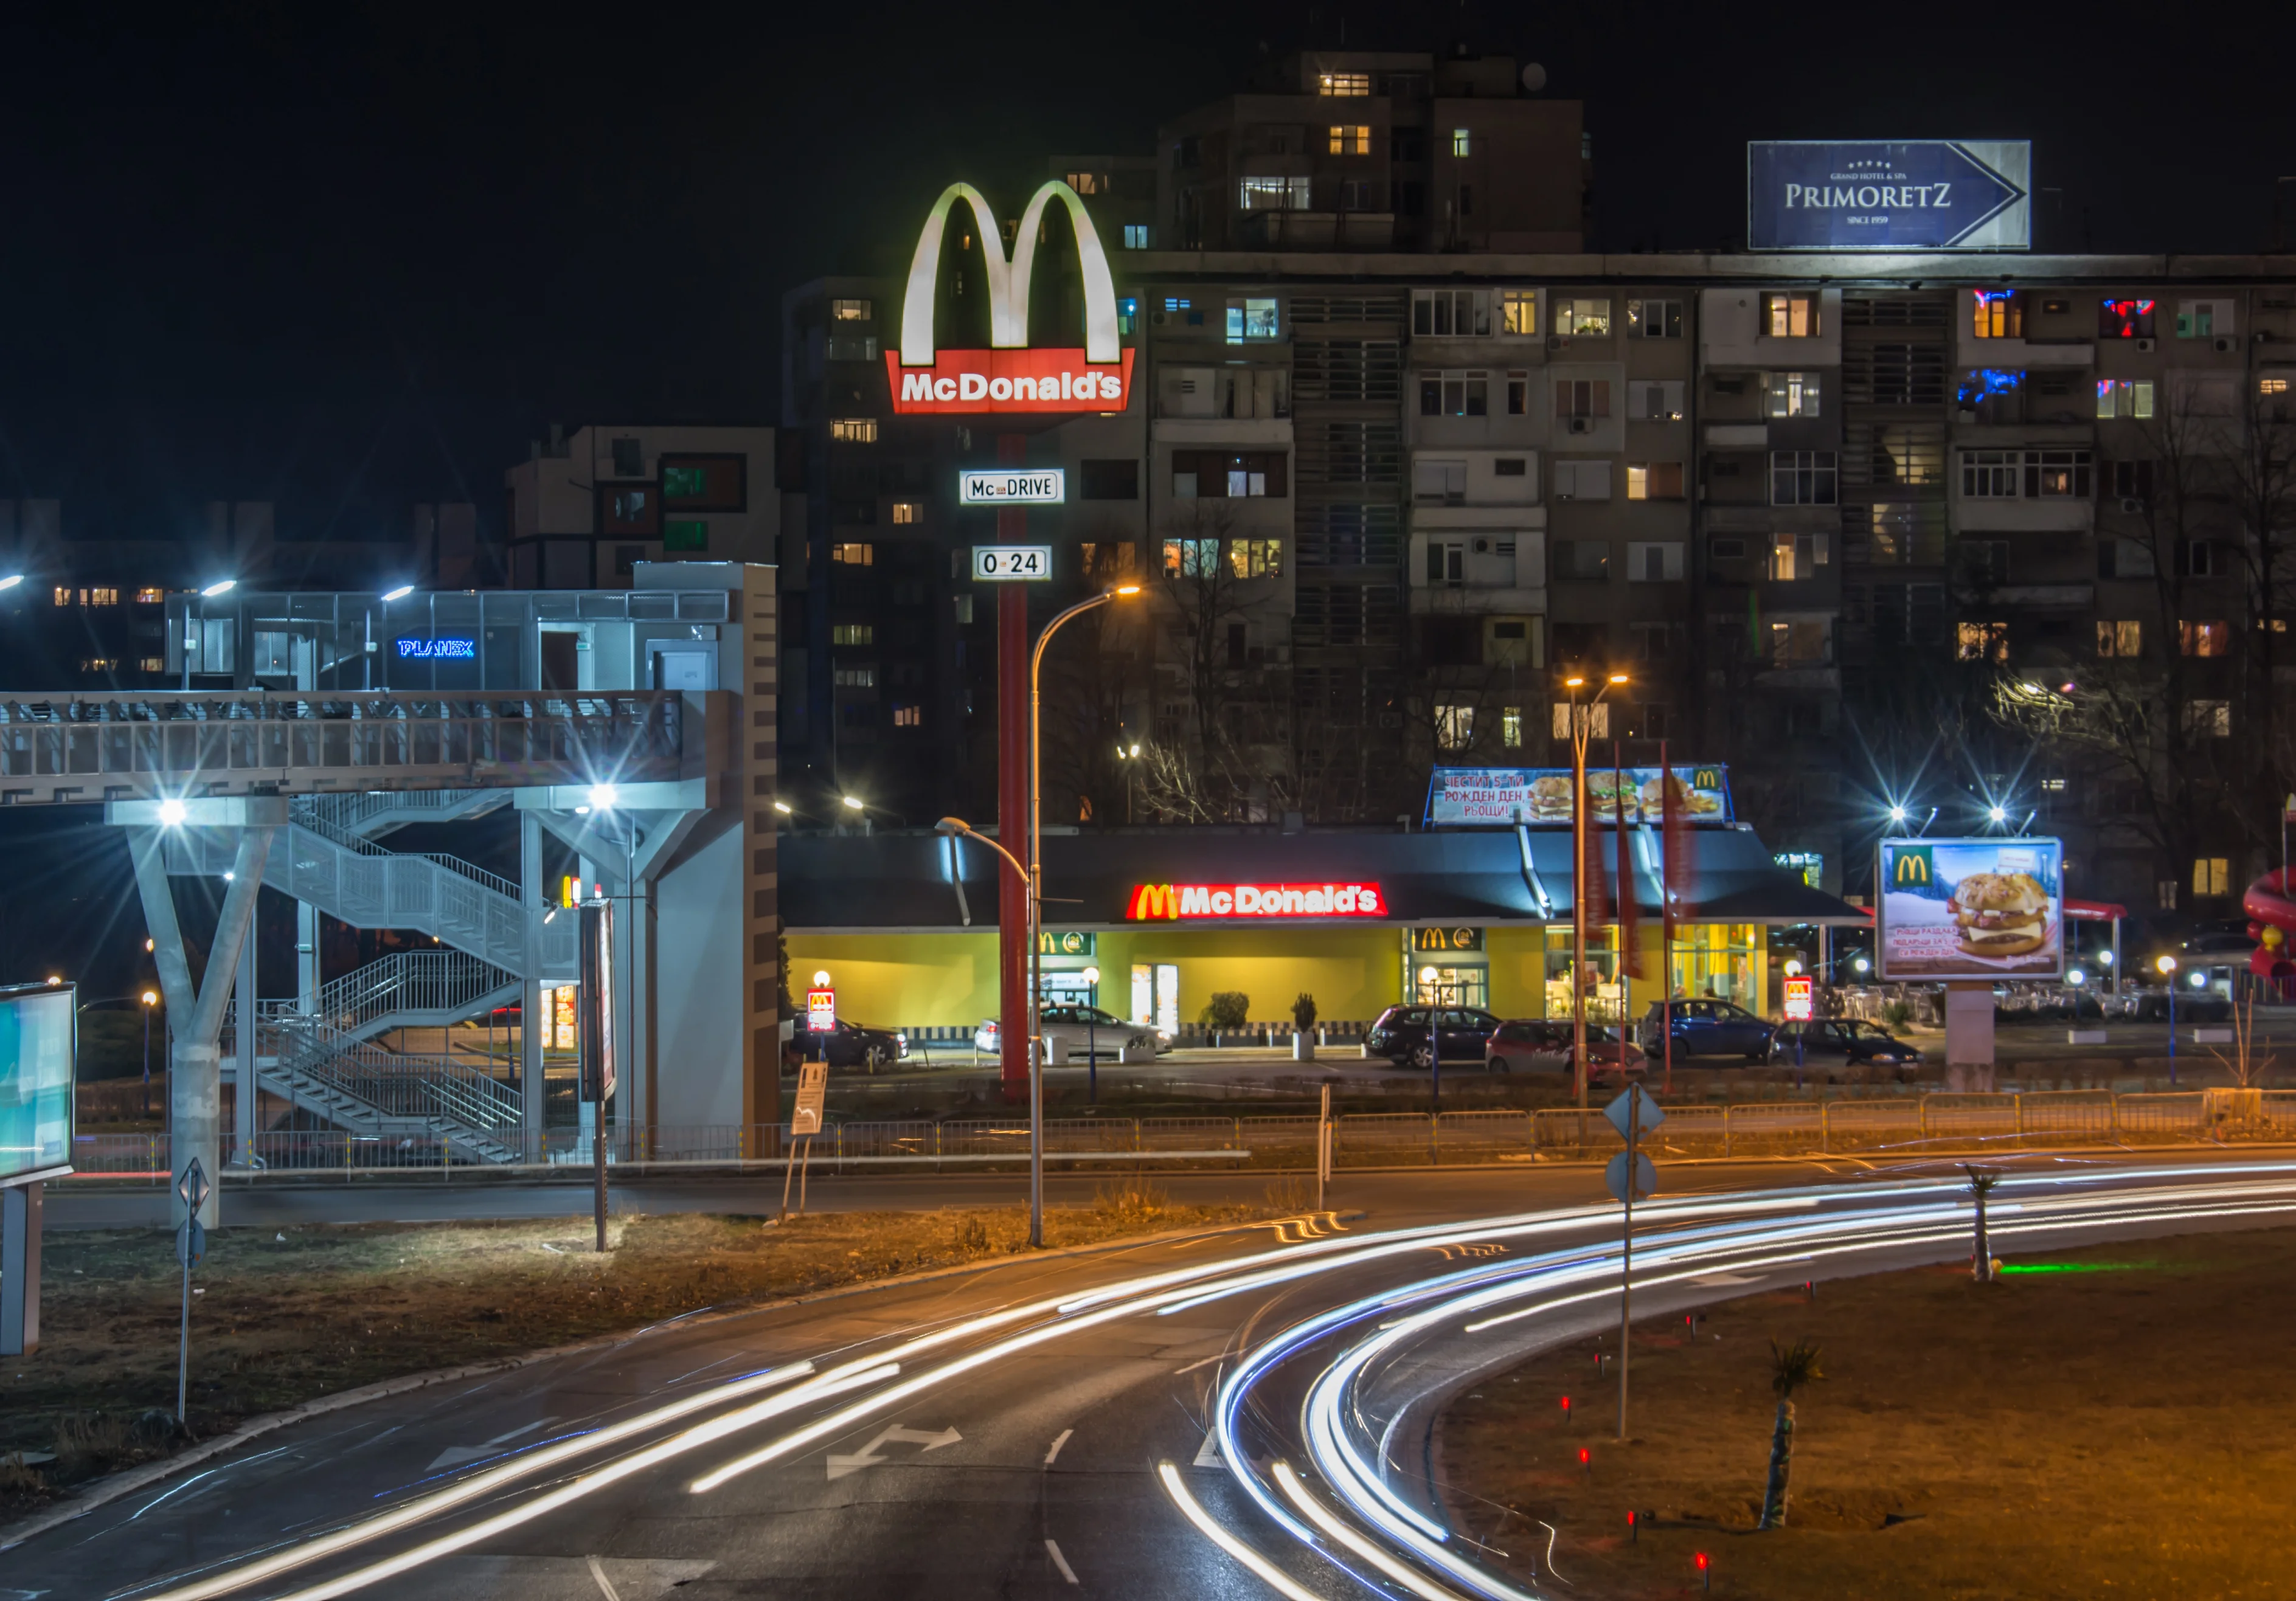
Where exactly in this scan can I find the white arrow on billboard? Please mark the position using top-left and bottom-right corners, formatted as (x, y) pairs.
(825, 1423), (962, 1480)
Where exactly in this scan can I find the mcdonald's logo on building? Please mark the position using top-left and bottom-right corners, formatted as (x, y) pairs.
(1889, 845), (1935, 888)
(1126, 882), (1384, 920)
(885, 180), (1137, 415)
(1128, 883), (1181, 920)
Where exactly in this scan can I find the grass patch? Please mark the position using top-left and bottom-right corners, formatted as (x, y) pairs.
(0, 1186), (1299, 1517)
(1439, 1227), (2296, 1599)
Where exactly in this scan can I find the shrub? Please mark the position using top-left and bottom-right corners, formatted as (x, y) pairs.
(1881, 999), (1913, 1032)
(1201, 991), (1250, 1030)
(1291, 992), (1319, 1031)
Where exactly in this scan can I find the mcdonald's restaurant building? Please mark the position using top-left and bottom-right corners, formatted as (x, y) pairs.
(782, 823), (1859, 1037)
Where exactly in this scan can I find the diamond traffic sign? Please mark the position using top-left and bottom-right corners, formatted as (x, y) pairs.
(1603, 1085), (1665, 1145)
(175, 1157), (210, 1214)
(1605, 1151), (1658, 1205)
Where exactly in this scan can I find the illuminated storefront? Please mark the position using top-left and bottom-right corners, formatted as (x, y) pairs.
(782, 827), (1859, 1032)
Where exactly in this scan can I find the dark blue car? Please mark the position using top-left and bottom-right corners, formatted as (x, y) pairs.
(1637, 999), (1775, 1062)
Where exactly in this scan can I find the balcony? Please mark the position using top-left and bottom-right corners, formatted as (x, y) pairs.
(1235, 210), (1395, 250)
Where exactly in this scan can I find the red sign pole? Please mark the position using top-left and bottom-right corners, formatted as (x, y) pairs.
(996, 434), (1032, 1105)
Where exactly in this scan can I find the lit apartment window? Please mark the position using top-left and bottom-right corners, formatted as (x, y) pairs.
(2099, 298), (2156, 339)
(2195, 857), (2232, 896)
(80, 657), (119, 672)
(2027, 449), (2092, 498)
(1319, 72), (1370, 95)
(137, 657), (164, 673)
(1552, 298), (1611, 337)
(1064, 171), (1103, 195)
(2097, 379), (2155, 419)
(1435, 704), (1475, 750)
(1769, 621), (1830, 665)
(1230, 538), (1283, 578)
(1762, 292), (1820, 337)
(1123, 224), (1150, 249)
(50, 587), (69, 606)
(1328, 124), (1371, 156)
(831, 542), (874, 565)
(1765, 372), (1822, 417)
(1499, 289), (1536, 336)
(1227, 297), (1279, 341)
(830, 299), (872, 321)
(91, 586), (121, 606)
(1500, 707), (1523, 747)
(1957, 621), (2010, 663)
(1627, 299), (1682, 337)
(135, 586), (165, 604)
(1625, 463), (1684, 500)
(833, 666), (877, 688)
(892, 704), (923, 727)
(832, 623), (875, 646)
(1164, 538), (1219, 578)
(1239, 176), (1312, 211)
(1771, 531), (1831, 580)
(890, 502), (923, 525)
(2181, 620), (2232, 657)
(2176, 299), (2234, 338)
(2097, 620), (2142, 657)
(1971, 291), (2022, 339)
(830, 418), (877, 443)
(2262, 376), (2291, 396)
(1450, 128), (1471, 157)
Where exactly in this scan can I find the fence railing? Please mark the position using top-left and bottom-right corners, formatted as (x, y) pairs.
(64, 1089), (2296, 1180)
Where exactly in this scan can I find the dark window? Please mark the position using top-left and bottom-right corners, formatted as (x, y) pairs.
(1080, 458), (1140, 500)
(613, 544), (643, 575)
(2112, 460), (2154, 502)
(610, 437), (643, 477)
(1226, 623), (1247, 667)
(1171, 450), (1289, 498)
(601, 488), (657, 536)
(1494, 457), (1527, 477)
(663, 520), (708, 553)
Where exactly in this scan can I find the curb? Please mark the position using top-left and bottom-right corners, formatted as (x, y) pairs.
(0, 1203), (1357, 1551)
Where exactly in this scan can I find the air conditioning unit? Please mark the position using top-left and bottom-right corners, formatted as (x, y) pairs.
(2120, 496), (2146, 514)
(2214, 336), (2236, 354)
(1567, 417), (1592, 434)
(1472, 537), (1491, 554)
(2135, 337), (2156, 353)
(1546, 335), (1565, 351)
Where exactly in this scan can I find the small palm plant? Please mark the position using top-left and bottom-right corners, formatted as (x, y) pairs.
(1964, 1164), (2002, 1282)
(1757, 1337), (1823, 1530)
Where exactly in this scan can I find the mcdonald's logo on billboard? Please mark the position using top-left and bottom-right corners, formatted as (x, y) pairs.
(1888, 844), (1935, 887)
(886, 180), (1137, 416)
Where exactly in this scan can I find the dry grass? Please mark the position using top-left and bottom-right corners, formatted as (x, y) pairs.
(0, 1185), (1302, 1515)
(1439, 1226), (2296, 1599)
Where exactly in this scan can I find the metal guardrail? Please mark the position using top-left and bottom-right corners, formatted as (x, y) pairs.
(65, 1090), (2296, 1178)
(0, 691), (684, 804)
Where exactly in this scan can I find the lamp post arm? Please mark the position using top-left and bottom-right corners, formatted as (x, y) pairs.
(952, 825), (1029, 893)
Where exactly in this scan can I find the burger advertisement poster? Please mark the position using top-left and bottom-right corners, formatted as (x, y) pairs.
(1425, 766), (1733, 826)
(1876, 837), (2065, 979)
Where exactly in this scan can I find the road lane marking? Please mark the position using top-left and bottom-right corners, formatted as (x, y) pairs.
(1044, 1539), (1079, 1585)
(825, 1424), (962, 1481)
(1171, 1351), (1229, 1375)
(426, 1417), (561, 1472)
(1042, 1429), (1072, 1467)
(586, 1555), (622, 1601)
(1192, 1429), (1222, 1468)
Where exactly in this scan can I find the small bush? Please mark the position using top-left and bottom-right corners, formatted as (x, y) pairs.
(54, 1413), (142, 1477)
(1091, 1182), (1170, 1228)
(1263, 1173), (1317, 1214)
(1881, 1000), (1913, 1032)
(952, 1215), (991, 1254)
(1202, 991), (1250, 1030)
(1291, 992), (1319, 1031)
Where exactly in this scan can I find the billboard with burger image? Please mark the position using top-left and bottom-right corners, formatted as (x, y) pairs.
(1426, 766), (1733, 826)
(1876, 837), (2064, 979)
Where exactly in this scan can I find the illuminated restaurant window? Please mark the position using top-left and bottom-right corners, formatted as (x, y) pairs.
(829, 418), (878, 443)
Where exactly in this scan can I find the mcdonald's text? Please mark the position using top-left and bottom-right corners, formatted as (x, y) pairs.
(887, 348), (1134, 414)
(1127, 882), (1383, 920)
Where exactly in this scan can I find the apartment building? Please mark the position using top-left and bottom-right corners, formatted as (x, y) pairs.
(503, 423), (777, 592)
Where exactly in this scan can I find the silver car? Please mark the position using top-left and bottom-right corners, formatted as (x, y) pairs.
(975, 1007), (1157, 1063)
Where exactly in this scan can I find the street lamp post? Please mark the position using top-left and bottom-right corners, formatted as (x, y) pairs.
(1082, 965), (1101, 1102)
(1025, 584), (1141, 1236)
(1564, 673), (1629, 1110)
(2157, 953), (2179, 1083)
(938, 817), (1043, 1243)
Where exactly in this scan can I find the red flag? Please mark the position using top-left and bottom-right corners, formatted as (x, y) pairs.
(1661, 744), (1698, 935)
(1615, 742), (1643, 980)
(1578, 763), (1608, 934)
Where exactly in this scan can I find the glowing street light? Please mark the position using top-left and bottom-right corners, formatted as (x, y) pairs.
(1888, 804), (1909, 824)
(157, 798), (188, 828)
(772, 800), (793, 815)
(0, 574), (21, 592)
(588, 783), (619, 812)
(381, 585), (415, 602)
(811, 970), (831, 987)
(841, 795), (865, 811)
(1988, 804), (2007, 824)
(2156, 954), (2178, 975)
(200, 579), (236, 598)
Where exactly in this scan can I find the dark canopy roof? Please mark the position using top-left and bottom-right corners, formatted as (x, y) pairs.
(780, 825), (1862, 932)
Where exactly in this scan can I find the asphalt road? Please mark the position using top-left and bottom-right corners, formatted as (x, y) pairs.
(10, 1150), (2295, 1601)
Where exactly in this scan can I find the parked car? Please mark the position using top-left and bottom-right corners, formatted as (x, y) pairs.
(1365, 1005), (1501, 1069)
(1637, 998), (1775, 1062)
(974, 1009), (1159, 1063)
(1486, 1019), (1647, 1079)
(787, 1018), (909, 1070)
(1766, 1018), (1924, 1067)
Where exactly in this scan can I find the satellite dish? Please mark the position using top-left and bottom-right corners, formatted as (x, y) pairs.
(1521, 62), (1547, 92)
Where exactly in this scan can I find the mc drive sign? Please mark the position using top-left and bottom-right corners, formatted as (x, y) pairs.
(1748, 141), (2030, 252)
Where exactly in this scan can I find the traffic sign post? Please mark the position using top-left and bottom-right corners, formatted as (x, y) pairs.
(1603, 1087), (1663, 1441)
(175, 1156), (209, 1425)
(782, 1062), (828, 1222)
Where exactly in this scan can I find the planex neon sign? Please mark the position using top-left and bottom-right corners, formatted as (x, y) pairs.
(1128, 882), (1384, 920)
(886, 180), (1136, 415)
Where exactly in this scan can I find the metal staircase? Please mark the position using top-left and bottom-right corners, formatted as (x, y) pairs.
(228, 1004), (524, 1163)
(300, 949), (521, 1046)
(293, 789), (512, 842)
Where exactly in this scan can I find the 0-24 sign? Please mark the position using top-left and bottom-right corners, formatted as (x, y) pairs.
(973, 545), (1053, 582)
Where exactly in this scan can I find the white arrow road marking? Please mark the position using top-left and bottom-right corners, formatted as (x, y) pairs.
(426, 1417), (560, 1473)
(1687, 1272), (1758, 1287)
(1042, 1429), (1073, 1467)
(1044, 1539), (1079, 1585)
(824, 1424), (962, 1481)
(1192, 1429), (1222, 1469)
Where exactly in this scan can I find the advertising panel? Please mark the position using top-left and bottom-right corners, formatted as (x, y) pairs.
(0, 982), (74, 1186)
(578, 902), (616, 1103)
(1877, 837), (2064, 979)
(1425, 766), (1732, 826)
(1747, 141), (2030, 252)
